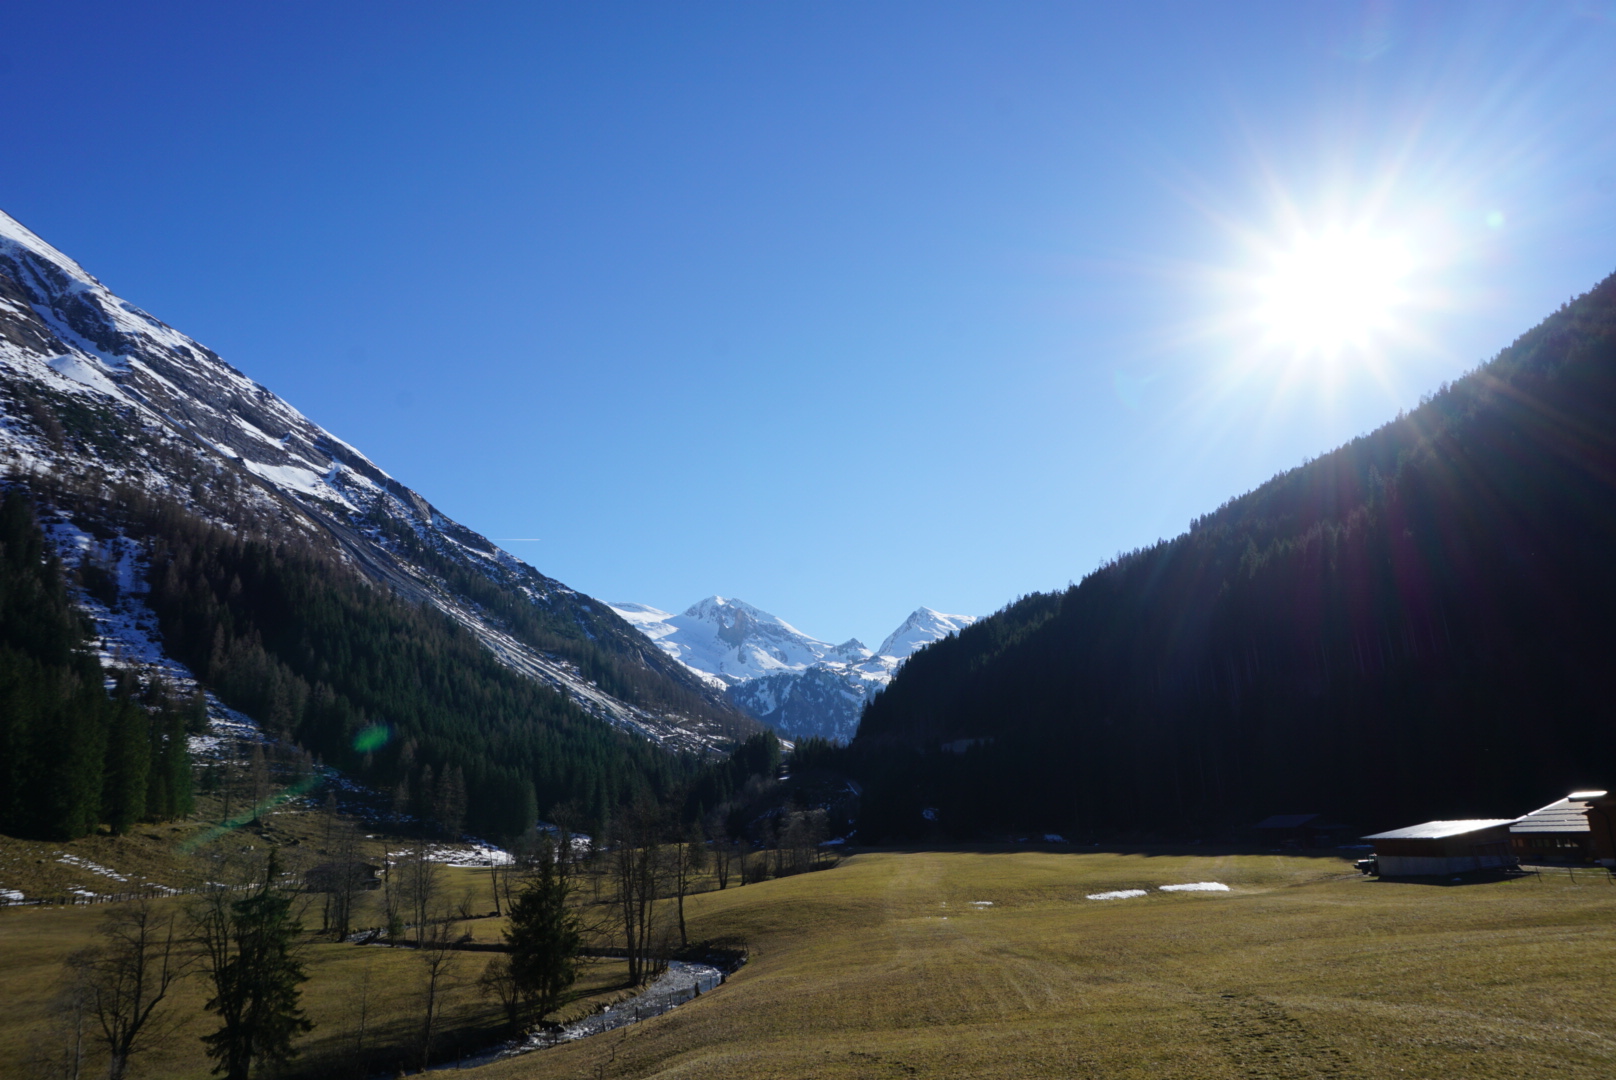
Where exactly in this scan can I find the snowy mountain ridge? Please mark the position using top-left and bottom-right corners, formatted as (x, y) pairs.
(0, 208), (745, 753)
(608, 597), (976, 741)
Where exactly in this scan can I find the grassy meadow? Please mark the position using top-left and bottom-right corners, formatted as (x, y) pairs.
(7, 834), (1615, 1079)
(0, 792), (644, 1080)
(474, 848), (1616, 1080)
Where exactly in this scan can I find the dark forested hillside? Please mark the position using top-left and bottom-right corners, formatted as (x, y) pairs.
(26, 479), (699, 838)
(853, 270), (1616, 840)
(0, 489), (193, 839)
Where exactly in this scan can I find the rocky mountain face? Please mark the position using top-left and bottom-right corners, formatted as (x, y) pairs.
(610, 597), (976, 742)
(0, 208), (748, 754)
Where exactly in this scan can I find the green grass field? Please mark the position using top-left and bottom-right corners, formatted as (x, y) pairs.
(472, 849), (1616, 1080)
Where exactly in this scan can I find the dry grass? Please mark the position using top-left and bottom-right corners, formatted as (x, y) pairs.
(10, 826), (1615, 1080)
(0, 882), (641, 1080)
(0, 795), (635, 1080)
(468, 848), (1616, 1080)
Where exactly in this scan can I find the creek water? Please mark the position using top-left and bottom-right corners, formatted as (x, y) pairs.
(430, 959), (727, 1071)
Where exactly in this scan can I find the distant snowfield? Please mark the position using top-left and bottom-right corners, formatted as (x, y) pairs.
(609, 596), (977, 741)
(1087, 889), (1148, 901)
(610, 597), (976, 689)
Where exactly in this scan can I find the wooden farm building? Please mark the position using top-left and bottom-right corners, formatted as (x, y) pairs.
(1361, 819), (1517, 877)
(1510, 790), (1616, 867)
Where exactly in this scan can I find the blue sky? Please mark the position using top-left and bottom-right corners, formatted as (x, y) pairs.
(5, 2), (1615, 646)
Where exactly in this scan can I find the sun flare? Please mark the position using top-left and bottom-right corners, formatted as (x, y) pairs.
(1257, 230), (1412, 357)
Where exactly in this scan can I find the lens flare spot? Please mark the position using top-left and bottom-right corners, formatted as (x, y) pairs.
(353, 723), (390, 753)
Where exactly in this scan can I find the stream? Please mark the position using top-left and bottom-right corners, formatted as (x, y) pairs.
(430, 959), (727, 1071)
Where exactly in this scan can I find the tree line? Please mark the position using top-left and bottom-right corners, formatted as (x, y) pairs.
(851, 270), (1616, 840)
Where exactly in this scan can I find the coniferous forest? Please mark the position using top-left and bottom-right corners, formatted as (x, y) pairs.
(0, 490), (193, 839)
(140, 509), (698, 837)
(0, 470), (715, 841)
(850, 271), (1616, 840)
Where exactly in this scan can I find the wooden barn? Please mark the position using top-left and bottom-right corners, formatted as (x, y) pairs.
(1510, 790), (1616, 866)
(1361, 819), (1517, 877)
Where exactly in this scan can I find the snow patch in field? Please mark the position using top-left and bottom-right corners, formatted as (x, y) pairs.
(969, 900), (993, 907)
(1, 889), (24, 904)
(57, 854), (128, 881)
(387, 842), (512, 868)
(1086, 889), (1147, 901)
(1159, 882), (1229, 892)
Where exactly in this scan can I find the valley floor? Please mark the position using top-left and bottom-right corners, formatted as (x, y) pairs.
(478, 848), (1616, 1080)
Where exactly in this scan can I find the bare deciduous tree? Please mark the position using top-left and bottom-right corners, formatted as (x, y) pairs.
(704, 812), (733, 890)
(309, 800), (368, 940)
(344, 950), (376, 1079)
(27, 966), (94, 1080)
(386, 844), (441, 945)
(669, 825), (707, 948)
(477, 955), (522, 1035)
(417, 909), (462, 1069)
(72, 899), (191, 1080)
(247, 744), (270, 825)
(609, 801), (667, 983)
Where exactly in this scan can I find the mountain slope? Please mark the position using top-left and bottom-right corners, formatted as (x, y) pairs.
(0, 208), (754, 831)
(853, 270), (1616, 840)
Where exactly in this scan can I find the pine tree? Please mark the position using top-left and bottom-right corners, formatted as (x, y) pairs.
(505, 842), (582, 1023)
(193, 852), (312, 1080)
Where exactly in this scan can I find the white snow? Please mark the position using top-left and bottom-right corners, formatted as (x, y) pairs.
(1086, 889), (1148, 901)
(387, 842), (513, 868)
(1, 889), (26, 904)
(48, 354), (126, 398)
(875, 607), (978, 660)
(1159, 882), (1229, 892)
(57, 855), (127, 882)
(240, 458), (357, 509)
(609, 597), (975, 690)
(43, 521), (198, 676)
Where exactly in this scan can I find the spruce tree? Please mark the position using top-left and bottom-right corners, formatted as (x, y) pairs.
(505, 842), (582, 1024)
(194, 852), (312, 1080)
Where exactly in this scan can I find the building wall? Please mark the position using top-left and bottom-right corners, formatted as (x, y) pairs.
(1378, 853), (1516, 877)
(1511, 833), (1588, 855)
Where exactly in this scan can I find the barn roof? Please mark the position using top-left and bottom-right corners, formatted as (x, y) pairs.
(1363, 819), (1515, 841)
(1510, 793), (1603, 834)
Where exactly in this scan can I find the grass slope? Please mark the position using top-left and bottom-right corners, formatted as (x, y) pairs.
(478, 849), (1616, 1080)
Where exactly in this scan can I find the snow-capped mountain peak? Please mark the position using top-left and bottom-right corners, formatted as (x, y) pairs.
(608, 596), (835, 687)
(877, 607), (977, 660)
(607, 598), (977, 742)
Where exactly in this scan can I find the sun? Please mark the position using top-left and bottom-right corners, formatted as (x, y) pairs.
(1256, 230), (1412, 357)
